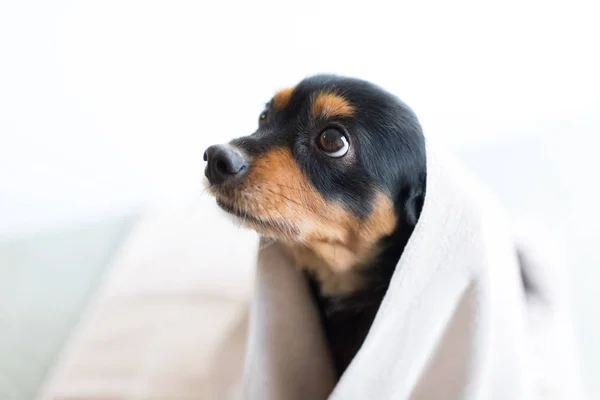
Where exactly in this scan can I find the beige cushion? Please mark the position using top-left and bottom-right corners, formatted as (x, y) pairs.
(39, 205), (256, 400)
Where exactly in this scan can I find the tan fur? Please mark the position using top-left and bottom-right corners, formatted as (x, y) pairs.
(286, 192), (397, 295)
(273, 87), (295, 110)
(211, 147), (396, 296)
(311, 92), (355, 120)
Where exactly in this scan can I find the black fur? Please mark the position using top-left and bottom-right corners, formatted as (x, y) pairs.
(232, 75), (427, 376)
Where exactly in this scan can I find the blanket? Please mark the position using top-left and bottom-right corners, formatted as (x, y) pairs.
(242, 142), (584, 400)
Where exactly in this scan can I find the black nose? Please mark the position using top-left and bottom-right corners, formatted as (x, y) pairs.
(204, 144), (248, 185)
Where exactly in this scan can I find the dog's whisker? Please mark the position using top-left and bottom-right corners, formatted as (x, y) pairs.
(272, 207), (296, 239)
(242, 207), (250, 229)
(199, 187), (211, 198)
(236, 200), (247, 229)
(259, 238), (276, 251)
(267, 190), (337, 224)
(273, 183), (319, 195)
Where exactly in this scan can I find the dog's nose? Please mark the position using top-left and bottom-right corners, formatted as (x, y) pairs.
(203, 144), (248, 185)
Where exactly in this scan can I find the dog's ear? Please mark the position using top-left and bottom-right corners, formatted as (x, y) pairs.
(402, 187), (425, 227)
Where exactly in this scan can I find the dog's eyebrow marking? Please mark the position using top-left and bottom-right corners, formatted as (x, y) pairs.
(272, 86), (296, 110)
(311, 92), (355, 120)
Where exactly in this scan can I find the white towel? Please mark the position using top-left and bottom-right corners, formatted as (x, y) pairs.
(242, 142), (584, 400)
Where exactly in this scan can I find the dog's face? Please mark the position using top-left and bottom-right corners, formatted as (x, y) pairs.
(204, 75), (425, 279)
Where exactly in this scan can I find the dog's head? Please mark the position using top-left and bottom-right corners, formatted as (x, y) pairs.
(204, 75), (425, 279)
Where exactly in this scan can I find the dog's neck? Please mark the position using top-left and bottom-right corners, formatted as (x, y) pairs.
(285, 241), (378, 295)
(283, 208), (415, 296)
(280, 193), (399, 296)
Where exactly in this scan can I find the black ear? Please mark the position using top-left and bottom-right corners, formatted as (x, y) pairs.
(403, 188), (425, 227)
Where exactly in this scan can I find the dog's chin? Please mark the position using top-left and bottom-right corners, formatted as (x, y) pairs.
(215, 198), (299, 239)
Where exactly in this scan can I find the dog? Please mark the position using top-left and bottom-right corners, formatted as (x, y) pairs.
(204, 75), (427, 376)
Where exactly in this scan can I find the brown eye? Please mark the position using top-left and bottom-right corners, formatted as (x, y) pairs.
(258, 111), (268, 125)
(317, 128), (349, 158)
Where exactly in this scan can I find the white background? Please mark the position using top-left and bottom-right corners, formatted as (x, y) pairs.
(1, 0), (600, 394)
(2, 0), (599, 236)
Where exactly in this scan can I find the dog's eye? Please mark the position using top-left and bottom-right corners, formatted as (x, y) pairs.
(317, 128), (349, 158)
(258, 111), (268, 125)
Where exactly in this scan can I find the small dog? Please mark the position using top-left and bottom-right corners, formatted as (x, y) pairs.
(204, 75), (427, 376)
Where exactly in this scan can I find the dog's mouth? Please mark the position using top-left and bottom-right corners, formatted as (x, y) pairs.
(215, 198), (299, 236)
